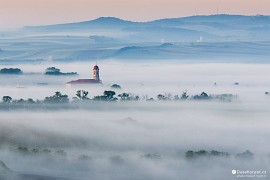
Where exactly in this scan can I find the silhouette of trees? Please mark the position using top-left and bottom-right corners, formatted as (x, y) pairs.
(44, 92), (69, 104)
(11, 98), (36, 105)
(157, 94), (165, 100)
(185, 150), (230, 160)
(111, 84), (121, 89)
(12, 99), (26, 104)
(0, 89), (238, 109)
(181, 91), (189, 100)
(157, 93), (173, 101)
(27, 98), (35, 104)
(103, 90), (116, 100)
(93, 90), (117, 101)
(236, 150), (254, 160)
(118, 93), (139, 101)
(76, 90), (89, 100)
(0, 68), (22, 74)
(193, 92), (210, 100)
(2, 96), (12, 103)
(118, 93), (129, 100)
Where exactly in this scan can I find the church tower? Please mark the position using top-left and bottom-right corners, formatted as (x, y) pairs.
(93, 65), (100, 81)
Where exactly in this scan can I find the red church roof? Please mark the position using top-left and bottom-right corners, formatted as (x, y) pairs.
(66, 79), (101, 84)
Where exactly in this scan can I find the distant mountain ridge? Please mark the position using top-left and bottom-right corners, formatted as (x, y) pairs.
(25, 14), (270, 28)
(24, 17), (139, 30)
(22, 14), (270, 42)
(1, 14), (270, 62)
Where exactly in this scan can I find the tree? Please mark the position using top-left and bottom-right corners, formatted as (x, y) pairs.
(193, 92), (210, 100)
(157, 93), (172, 101)
(111, 84), (121, 89)
(76, 90), (89, 100)
(0, 68), (23, 74)
(132, 95), (140, 101)
(185, 151), (195, 159)
(2, 96), (12, 103)
(93, 90), (117, 101)
(118, 93), (130, 100)
(27, 98), (35, 104)
(13, 98), (26, 104)
(181, 91), (189, 100)
(236, 150), (254, 160)
(43, 92), (69, 104)
(76, 90), (82, 100)
(157, 94), (165, 100)
(103, 90), (116, 100)
(185, 150), (230, 160)
(118, 93), (140, 101)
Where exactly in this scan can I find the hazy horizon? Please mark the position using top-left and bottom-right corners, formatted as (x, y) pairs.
(0, 0), (270, 29)
(1, 61), (270, 180)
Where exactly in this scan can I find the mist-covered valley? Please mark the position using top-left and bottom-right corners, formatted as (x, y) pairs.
(0, 62), (270, 101)
(1, 101), (270, 180)
(0, 61), (269, 179)
(1, 14), (270, 180)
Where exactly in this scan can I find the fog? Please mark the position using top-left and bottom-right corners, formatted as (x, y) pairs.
(0, 102), (270, 179)
(1, 14), (270, 179)
(1, 61), (270, 102)
(0, 61), (270, 179)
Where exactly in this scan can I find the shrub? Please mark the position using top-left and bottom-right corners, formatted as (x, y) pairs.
(111, 84), (121, 89)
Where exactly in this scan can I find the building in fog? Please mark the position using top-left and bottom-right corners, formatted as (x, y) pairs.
(66, 65), (102, 85)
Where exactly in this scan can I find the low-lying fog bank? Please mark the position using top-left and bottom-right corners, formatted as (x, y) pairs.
(0, 61), (270, 103)
(0, 101), (270, 180)
(0, 61), (269, 179)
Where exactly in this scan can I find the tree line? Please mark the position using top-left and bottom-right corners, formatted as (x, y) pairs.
(1, 90), (237, 107)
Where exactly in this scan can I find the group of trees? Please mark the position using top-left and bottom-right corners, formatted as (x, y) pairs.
(185, 150), (230, 159)
(93, 90), (118, 101)
(45, 67), (78, 76)
(1, 90), (236, 107)
(157, 91), (189, 101)
(1, 90), (122, 106)
(111, 84), (121, 89)
(185, 149), (254, 160)
(44, 92), (69, 104)
(0, 90), (188, 105)
(0, 68), (23, 74)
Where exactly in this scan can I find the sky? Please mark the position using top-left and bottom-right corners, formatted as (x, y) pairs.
(0, 0), (270, 28)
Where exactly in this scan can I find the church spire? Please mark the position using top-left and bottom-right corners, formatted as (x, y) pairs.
(93, 65), (100, 81)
